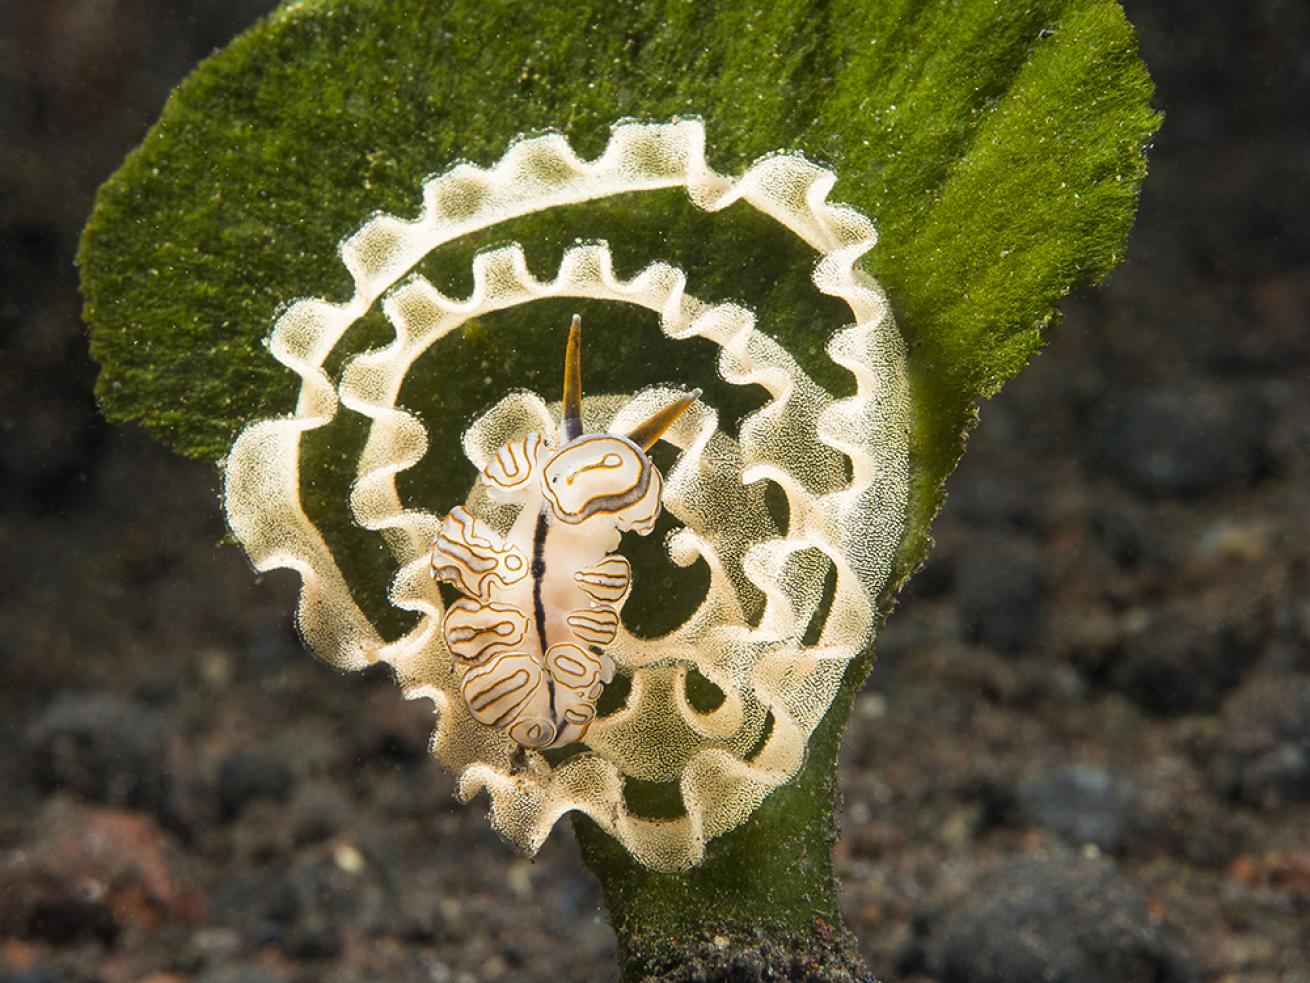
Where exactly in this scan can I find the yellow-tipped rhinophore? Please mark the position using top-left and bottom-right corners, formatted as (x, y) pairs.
(561, 314), (583, 443)
(625, 389), (702, 451)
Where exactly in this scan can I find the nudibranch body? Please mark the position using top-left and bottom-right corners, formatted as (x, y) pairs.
(430, 316), (698, 750)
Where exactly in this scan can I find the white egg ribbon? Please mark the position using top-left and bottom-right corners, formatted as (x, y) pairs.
(224, 119), (911, 870)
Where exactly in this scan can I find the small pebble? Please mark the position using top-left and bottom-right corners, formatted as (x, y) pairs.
(928, 853), (1197, 983)
(1109, 605), (1249, 715)
(1092, 385), (1270, 499)
(23, 693), (170, 815)
(215, 753), (293, 821)
(953, 536), (1045, 655)
(1206, 674), (1310, 807)
(1017, 765), (1139, 854)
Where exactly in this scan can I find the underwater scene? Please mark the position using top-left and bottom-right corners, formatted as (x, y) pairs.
(1, 1), (1307, 980)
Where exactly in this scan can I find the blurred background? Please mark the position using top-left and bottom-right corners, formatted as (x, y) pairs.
(1, 2), (1306, 980)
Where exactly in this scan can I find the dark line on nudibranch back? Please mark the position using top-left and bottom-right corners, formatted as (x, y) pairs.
(530, 505), (557, 724)
(531, 505), (549, 649)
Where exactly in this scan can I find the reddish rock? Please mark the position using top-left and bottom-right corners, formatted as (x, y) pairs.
(2, 801), (202, 946)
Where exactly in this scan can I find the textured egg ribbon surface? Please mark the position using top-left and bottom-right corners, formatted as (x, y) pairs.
(223, 119), (912, 870)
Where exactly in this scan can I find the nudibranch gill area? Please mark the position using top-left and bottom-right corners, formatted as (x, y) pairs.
(431, 315), (700, 751)
(222, 119), (913, 870)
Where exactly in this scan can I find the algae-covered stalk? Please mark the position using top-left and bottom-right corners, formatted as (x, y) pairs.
(79, 1), (1159, 977)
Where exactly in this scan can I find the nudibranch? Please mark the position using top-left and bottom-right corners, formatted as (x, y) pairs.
(431, 315), (699, 749)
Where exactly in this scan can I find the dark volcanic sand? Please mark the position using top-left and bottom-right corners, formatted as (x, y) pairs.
(1, 2), (1307, 980)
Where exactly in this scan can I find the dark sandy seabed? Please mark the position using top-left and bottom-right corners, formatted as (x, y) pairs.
(1, 1), (1307, 980)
